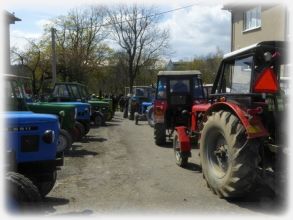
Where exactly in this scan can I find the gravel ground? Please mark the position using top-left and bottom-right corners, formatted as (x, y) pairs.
(38, 112), (287, 216)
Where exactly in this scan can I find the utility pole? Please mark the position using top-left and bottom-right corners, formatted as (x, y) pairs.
(51, 27), (56, 86)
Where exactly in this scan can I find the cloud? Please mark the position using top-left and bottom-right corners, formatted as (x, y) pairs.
(36, 19), (53, 29)
(159, 3), (231, 60)
(10, 30), (42, 50)
(9, 0), (231, 59)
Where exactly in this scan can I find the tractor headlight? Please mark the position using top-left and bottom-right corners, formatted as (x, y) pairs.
(59, 110), (65, 117)
(42, 130), (55, 144)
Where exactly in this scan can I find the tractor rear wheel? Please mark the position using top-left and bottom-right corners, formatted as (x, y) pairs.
(154, 123), (166, 145)
(173, 132), (188, 167)
(200, 111), (260, 198)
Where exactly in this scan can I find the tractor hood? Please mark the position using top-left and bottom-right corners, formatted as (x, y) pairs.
(4, 111), (58, 124)
(50, 102), (90, 108)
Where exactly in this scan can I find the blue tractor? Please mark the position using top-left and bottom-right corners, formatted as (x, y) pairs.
(5, 75), (63, 209)
(124, 86), (155, 122)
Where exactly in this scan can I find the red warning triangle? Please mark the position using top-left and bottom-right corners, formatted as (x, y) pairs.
(253, 68), (278, 93)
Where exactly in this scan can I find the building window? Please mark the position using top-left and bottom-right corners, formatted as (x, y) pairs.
(244, 6), (261, 31)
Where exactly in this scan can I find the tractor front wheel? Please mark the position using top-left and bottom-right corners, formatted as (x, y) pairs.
(75, 121), (85, 139)
(58, 129), (72, 151)
(6, 172), (41, 210)
(200, 111), (260, 198)
(154, 123), (166, 146)
(33, 171), (57, 197)
(94, 115), (103, 127)
(173, 132), (188, 167)
(134, 112), (139, 125)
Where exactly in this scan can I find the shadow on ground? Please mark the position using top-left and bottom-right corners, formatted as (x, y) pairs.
(42, 197), (70, 213)
(64, 145), (99, 158)
(81, 136), (107, 143)
(226, 184), (286, 215)
(182, 162), (202, 173)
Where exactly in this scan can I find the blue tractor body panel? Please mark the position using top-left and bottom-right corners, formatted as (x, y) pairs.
(50, 102), (91, 121)
(5, 111), (59, 164)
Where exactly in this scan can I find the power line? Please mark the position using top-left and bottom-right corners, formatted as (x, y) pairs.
(60, 3), (196, 31)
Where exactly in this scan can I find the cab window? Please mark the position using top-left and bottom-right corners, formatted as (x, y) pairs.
(170, 79), (190, 93)
(231, 56), (252, 93)
(53, 85), (69, 97)
(193, 77), (204, 98)
(156, 77), (167, 99)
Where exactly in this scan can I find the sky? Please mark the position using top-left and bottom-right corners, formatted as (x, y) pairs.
(4, 0), (291, 61)
(3, 0), (233, 61)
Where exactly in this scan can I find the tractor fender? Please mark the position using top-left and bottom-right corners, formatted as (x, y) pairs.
(175, 126), (191, 153)
(205, 102), (269, 139)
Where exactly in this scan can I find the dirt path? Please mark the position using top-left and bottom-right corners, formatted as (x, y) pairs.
(42, 112), (285, 216)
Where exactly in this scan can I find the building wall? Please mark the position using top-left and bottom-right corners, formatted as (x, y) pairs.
(231, 5), (286, 51)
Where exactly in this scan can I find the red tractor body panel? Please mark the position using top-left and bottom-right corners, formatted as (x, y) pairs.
(154, 100), (167, 123)
(206, 102), (269, 139)
(191, 103), (211, 131)
(175, 126), (191, 152)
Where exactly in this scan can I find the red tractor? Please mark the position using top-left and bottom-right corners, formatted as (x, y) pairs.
(155, 41), (287, 198)
(153, 70), (208, 146)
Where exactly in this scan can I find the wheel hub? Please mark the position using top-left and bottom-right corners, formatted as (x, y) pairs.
(214, 144), (228, 171)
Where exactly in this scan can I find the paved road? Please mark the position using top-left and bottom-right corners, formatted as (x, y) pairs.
(42, 112), (285, 216)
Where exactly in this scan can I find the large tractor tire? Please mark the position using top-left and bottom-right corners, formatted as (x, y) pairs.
(31, 171), (57, 198)
(6, 172), (41, 211)
(154, 123), (166, 146)
(147, 105), (155, 128)
(200, 111), (260, 198)
(173, 131), (188, 167)
(58, 129), (72, 151)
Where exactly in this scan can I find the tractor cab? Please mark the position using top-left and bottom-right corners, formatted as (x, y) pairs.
(153, 70), (205, 145)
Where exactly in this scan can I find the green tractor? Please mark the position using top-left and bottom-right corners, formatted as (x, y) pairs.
(6, 75), (77, 152)
(49, 82), (112, 126)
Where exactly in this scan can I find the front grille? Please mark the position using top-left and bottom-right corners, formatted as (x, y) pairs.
(21, 135), (39, 152)
(8, 126), (38, 132)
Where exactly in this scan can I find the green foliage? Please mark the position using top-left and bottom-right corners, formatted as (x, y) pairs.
(170, 48), (223, 84)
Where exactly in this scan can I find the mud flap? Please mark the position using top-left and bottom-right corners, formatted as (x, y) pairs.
(175, 126), (191, 153)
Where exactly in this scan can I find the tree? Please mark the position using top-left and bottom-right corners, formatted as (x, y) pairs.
(11, 39), (49, 95)
(50, 6), (111, 83)
(107, 4), (169, 93)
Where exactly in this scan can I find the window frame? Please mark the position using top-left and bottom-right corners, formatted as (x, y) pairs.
(243, 6), (262, 32)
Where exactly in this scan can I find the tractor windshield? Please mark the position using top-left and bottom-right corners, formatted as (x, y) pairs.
(6, 78), (28, 111)
(69, 84), (81, 99)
